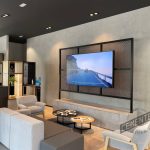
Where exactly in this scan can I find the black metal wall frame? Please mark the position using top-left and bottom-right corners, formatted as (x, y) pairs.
(59, 38), (134, 113)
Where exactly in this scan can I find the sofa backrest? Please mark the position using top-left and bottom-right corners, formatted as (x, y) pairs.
(10, 113), (44, 150)
(17, 95), (37, 106)
(0, 108), (44, 150)
(132, 121), (150, 150)
(0, 108), (19, 148)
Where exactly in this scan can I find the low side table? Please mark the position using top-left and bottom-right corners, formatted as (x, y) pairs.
(71, 116), (95, 134)
(53, 109), (78, 125)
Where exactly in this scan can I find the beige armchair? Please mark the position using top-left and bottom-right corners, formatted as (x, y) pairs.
(16, 95), (45, 118)
(102, 121), (150, 150)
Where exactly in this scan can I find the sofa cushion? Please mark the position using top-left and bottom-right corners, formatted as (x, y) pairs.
(28, 106), (43, 113)
(44, 120), (71, 139)
(17, 108), (31, 115)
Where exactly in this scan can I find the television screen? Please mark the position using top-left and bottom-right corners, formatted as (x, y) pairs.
(67, 51), (114, 88)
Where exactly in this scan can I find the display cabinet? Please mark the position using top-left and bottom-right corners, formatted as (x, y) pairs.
(3, 61), (23, 99)
(23, 62), (40, 101)
(0, 53), (4, 86)
(2, 61), (40, 101)
(23, 62), (35, 85)
(0, 63), (2, 85)
(23, 62), (36, 95)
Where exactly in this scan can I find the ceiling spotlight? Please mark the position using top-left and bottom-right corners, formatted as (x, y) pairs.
(19, 3), (27, 8)
(90, 12), (99, 17)
(94, 12), (98, 15)
(46, 26), (52, 30)
(19, 35), (24, 38)
(1, 14), (9, 18)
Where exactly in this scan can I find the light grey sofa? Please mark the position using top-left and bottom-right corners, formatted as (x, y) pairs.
(0, 143), (8, 150)
(0, 108), (44, 150)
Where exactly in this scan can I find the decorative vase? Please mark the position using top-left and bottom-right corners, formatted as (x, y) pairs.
(10, 85), (14, 95)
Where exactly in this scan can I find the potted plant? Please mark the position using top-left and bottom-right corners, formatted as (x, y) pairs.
(9, 76), (17, 95)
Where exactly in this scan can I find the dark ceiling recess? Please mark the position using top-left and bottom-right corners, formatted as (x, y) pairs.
(9, 36), (27, 44)
(0, 0), (150, 39)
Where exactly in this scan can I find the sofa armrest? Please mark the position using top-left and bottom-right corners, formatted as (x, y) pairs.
(35, 102), (45, 108)
(18, 104), (27, 109)
(104, 136), (137, 150)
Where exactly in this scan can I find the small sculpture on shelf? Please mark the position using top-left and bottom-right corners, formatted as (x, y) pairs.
(9, 63), (15, 75)
(35, 77), (41, 86)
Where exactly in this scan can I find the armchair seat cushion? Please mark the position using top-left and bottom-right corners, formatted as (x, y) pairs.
(17, 109), (31, 115)
(28, 106), (43, 114)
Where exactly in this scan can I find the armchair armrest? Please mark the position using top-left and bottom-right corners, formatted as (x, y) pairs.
(104, 136), (137, 150)
(35, 102), (45, 108)
(102, 131), (137, 150)
(102, 130), (131, 142)
(18, 104), (27, 109)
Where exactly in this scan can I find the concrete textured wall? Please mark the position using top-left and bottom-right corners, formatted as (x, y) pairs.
(27, 6), (150, 111)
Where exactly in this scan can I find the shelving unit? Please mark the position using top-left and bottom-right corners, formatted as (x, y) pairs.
(3, 61), (23, 99)
(0, 63), (2, 86)
(0, 38), (40, 104)
(2, 39), (40, 100)
(2, 61), (40, 100)
(0, 53), (4, 86)
(23, 62), (36, 96)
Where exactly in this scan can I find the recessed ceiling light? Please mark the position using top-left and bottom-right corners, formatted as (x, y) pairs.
(19, 3), (27, 8)
(94, 12), (98, 15)
(19, 35), (24, 38)
(90, 12), (99, 17)
(46, 26), (52, 30)
(1, 14), (9, 18)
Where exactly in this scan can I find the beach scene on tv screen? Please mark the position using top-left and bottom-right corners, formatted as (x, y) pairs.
(67, 51), (113, 88)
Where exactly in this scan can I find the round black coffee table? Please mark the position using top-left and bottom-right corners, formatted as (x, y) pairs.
(53, 109), (78, 125)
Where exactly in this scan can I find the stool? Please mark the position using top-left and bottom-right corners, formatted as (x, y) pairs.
(40, 131), (84, 150)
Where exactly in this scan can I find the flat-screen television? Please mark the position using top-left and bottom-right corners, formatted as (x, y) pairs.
(67, 51), (114, 88)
